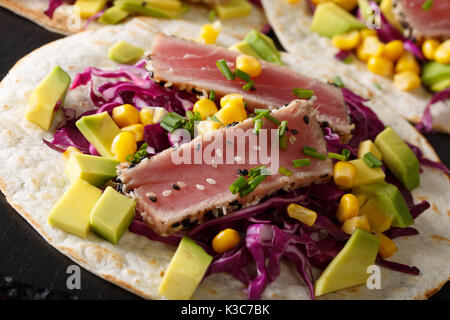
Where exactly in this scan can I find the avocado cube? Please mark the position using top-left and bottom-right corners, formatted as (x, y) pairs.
(158, 236), (212, 300)
(359, 198), (394, 232)
(48, 178), (102, 238)
(358, 140), (382, 160)
(422, 61), (450, 91)
(310, 2), (365, 38)
(116, 0), (179, 19)
(75, 112), (121, 158)
(89, 187), (136, 244)
(348, 159), (385, 188)
(98, 6), (129, 24)
(430, 78), (450, 92)
(374, 127), (420, 190)
(353, 181), (414, 227)
(25, 66), (71, 131)
(74, 0), (108, 19)
(228, 41), (260, 59)
(245, 29), (283, 66)
(65, 153), (119, 187)
(315, 228), (380, 296)
(108, 40), (145, 64)
(214, 0), (252, 19)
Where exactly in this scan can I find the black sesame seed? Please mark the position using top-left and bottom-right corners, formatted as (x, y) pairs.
(181, 218), (191, 227)
(303, 116), (309, 124)
(115, 184), (123, 192)
(172, 222), (180, 228)
(321, 121), (329, 128)
(291, 129), (298, 135)
(149, 196), (157, 202)
(250, 86), (256, 91)
(129, 163), (136, 169)
(192, 88), (202, 95)
(172, 184), (180, 190)
(238, 168), (249, 176)
(204, 210), (215, 220)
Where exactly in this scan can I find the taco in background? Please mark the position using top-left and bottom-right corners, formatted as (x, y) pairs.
(0, 0), (267, 39)
(0, 17), (448, 300)
(261, 0), (450, 133)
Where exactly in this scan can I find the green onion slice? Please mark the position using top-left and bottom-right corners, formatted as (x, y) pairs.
(292, 158), (311, 168)
(254, 119), (263, 135)
(216, 59), (235, 80)
(209, 90), (216, 101)
(242, 80), (255, 91)
(229, 176), (247, 194)
(278, 166), (292, 176)
(278, 120), (288, 137)
(279, 134), (288, 150)
(363, 152), (383, 168)
(293, 88), (314, 99)
(328, 152), (346, 161)
(303, 146), (327, 160)
(235, 69), (251, 82)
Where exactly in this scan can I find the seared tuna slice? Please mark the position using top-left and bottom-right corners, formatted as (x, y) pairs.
(148, 34), (351, 141)
(393, 0), (450, 40)
(119, 100), (332, 236)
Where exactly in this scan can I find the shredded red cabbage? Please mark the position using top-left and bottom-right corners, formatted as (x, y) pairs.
(406, 141), (450, 175)
(376, 256), (420, 275)
(416, 88), (450, 134)
(334, 50), (352, 61)
(143, 124), (171, 153)
(44, 0), (65, 18)
(384, 227), (419, 239)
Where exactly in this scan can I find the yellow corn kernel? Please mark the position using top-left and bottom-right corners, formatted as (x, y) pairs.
(287, 203), (317, 227)
(112, 104), (140, 128)
(215, 94), (247, 125)
(193, 99), (219, 120)
(121, 124), (144, 142)
(422, 39), (440, 60)
(286, 0), (301, 3)
(196, 120), (222, 135)
(236, 54), (262, 78)
(382, 40), (404, 61)
(395, 51), (420, 74)
(356, 36), (384, 62)
(333, 161), (356, 189)
(360, 28), (377, 39)
(367, 55), (394, 77)
(336, 194), (360, 223)
(111, 131), (137, 163)
(341, 215), (371, 235)
(393, 71), (421, 91)
(310, 0), (357, 11)
(374, 232), (398, 258)
(139, 107), (155, 125)
(332, 30), (361, 51)
(63, 146), (81, 161)
(198, 21), (221, 45)
(212, 228), (241, 253)
(434, 40), (450, 64)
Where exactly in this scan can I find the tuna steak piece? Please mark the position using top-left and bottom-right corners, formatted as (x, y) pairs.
(119, 100), (332, 236)
(393, 0), (450, 40)
(148, 34), (351, 141)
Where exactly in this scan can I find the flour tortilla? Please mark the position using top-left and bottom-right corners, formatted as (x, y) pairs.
(0, 0), (267, 39)
(0, 17), (448, 299)
(261, 0), (450, 134)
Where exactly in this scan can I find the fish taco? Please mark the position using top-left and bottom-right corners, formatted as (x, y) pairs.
(261, 0), (450, 134)
(0, 17), (448, 300)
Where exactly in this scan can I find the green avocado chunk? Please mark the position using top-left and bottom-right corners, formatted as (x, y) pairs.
(315, 229), (380, 296)
(98, 5), (129, 24)
(353, 181), (414, 227)
(65, 153), (119, 188)
(89, 186), (136, 244)
(158, 236), (212, 300)
(214, 0), (252, 19)
(108, 40), (145, 64)
(311, 2), (365, 38)
(422, 61), (450, 92)
(229, 41), (260, 59)
(25, 66), (71, 131)
(76, 112), (121, 158)
(48, 178), (102, 238)
(374, 127), (420, 190)
(245, 29), (283, 66)
(115, 0), (180, 19)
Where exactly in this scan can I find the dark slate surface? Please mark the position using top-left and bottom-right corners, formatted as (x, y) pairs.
(0, 6), (448, 300)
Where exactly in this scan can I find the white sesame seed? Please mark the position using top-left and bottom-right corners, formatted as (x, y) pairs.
(211, 160), (218, 168)
(222, 207), (227, 215)
(196, 184), (205, 190)
(206, 178), (216, 185)
(177, 181), (186, 188)
(162, 190), (172, 197)
(289, 135), (297, 145)
(145, 192), (156, 198)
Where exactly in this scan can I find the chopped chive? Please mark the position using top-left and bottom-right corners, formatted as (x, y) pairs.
(303, 146), (327, 160)
(293, 87), (314, 99)
(279, 134), (288, 150)
(242, 80), (255, 91)
(342, 148), (350, 160)
(343, 56), (353, 64)
(374, 82), (382, 90)
(303, 146), (317, 152)
(422, 0), (433, 10)
(333, 76), (344, 88)
(292, 158), (311, 168)
(254, 119), (263, 134)
(240, 175), (267, 196)
(248, 165), (269, 178)
(216, 59), (235, 80)
(278, 166), (292, 176)
(244, 101), (248, 109)
(235, 69), (251, 82)
(229, 176), (247, 194)
(265, 113), (281, 125)
(328, 152), (346, 161)
(208, 115), (224, 126)
(209, 90), (216, 101)
(254, 109), (267, 114)
(254, 109), (281, 125)
(208, 10), (215, 22)
(363, 152), (383, 168)
(253, 110), (270, 121)
(278, 120), (288, 137)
